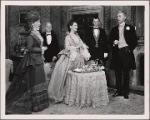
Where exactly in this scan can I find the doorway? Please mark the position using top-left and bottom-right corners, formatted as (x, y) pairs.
(72, 13), (98, 43)
(67, 6), (104, 43)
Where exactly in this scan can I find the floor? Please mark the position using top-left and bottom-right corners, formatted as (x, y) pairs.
(5, 62), (145, 115)
(32, 88), (144, 115)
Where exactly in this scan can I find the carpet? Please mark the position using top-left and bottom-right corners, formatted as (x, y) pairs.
(32, 89), (144, 115)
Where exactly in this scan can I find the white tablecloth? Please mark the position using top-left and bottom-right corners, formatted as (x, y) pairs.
(65, 71), (109, 108)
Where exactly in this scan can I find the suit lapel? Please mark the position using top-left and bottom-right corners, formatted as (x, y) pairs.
(50, 32), (53, 44)
(124, 24), (127, 38)
(44, 32), (47, 45)
(116, 25), (119, 38)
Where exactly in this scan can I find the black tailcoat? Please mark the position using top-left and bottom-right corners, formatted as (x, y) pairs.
(109, 24), (137, 70)
(86, 27), (108, 61)
(41, 31), (59, 62)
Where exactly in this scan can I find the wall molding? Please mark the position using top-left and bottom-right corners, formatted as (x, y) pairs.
(67, 6), (104, 28)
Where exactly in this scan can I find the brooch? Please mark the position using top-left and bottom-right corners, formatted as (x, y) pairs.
(126, 26), (130, 30)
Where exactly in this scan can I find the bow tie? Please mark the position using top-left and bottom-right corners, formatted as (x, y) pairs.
(47, 33), (51, 36)
(93, 28), (99, 29)
(119, 23), (125, 27)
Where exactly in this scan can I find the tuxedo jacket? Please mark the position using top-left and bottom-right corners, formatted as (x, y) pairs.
(109, 24), (137, 70)
(86, 27), (108, 60)
(41, 31), (59, 62)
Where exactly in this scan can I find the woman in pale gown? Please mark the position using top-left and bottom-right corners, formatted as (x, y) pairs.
(48, 19), (91, 104)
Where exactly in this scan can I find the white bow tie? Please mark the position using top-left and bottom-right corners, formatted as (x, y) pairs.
(46, 32), (51, 36)
(119, 23), (125, 27)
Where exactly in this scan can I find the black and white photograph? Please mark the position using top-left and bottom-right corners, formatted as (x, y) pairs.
(1, 0), (149, 119)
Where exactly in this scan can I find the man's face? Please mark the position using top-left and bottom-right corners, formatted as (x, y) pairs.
(45, 23), (52, 32)
(93, 19), (100, 28)
(117, 12), (126, 24)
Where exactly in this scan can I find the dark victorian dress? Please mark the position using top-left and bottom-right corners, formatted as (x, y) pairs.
(6, 31), (49, 114)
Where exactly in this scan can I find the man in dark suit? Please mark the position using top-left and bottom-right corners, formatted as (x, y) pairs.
(109, 11), (137, 99)
(41, 22), (59, 63)
(86, 17), (108, 65)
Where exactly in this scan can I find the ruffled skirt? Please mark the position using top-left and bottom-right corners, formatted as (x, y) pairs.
(48, 50), (85, 104)
(6, 53), (49, 114)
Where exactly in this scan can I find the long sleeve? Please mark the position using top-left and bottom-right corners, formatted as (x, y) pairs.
(102, 29), (109, 53)
(26, 36), (42, 53)
(52, 34), (59, 56)
(130, 26), (137, 50)
(109, 28), (115, 46)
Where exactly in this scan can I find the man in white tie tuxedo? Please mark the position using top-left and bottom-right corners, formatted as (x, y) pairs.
(86, 17), (108, 65)
(109, 11), (137, 99)
(41, 22), (59, 63)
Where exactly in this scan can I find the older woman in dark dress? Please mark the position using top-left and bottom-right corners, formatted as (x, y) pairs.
(6, 11), (49, 114)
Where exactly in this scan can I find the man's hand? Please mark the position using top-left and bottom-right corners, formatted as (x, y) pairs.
(113, 40), (119, 46)
(104, 53), (108, 58)
(52, 56), (57, 62)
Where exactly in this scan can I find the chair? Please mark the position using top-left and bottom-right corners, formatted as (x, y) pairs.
(5, 59), (13, 92)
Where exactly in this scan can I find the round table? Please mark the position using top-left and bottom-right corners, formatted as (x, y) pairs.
(64, 71), (109, 108)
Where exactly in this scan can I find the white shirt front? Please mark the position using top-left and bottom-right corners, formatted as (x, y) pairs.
(93, 29), (99, 37)
(46, 32), (52, 45)
(118, 22), (128, 48)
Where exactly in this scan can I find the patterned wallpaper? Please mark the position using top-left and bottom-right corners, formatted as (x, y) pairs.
(6, 6), (50, 57)
(50, 6), (61, 50)
(6, 6), (144, 88)
(6, 6), (143, 58)
(40, 6), (51, 32)
(110, 6), (132, 28)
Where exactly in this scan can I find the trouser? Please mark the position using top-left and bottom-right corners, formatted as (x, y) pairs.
(90, 47), (104, 65)
(115, 46), (131, 95)
(115, 69), (130, 95)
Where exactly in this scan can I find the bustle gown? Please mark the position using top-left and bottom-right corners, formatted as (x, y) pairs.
(48, 33), (90, 104)
(6, 31), (49, 114)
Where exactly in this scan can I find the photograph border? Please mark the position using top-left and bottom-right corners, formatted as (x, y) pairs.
(1, 0), (149, 119)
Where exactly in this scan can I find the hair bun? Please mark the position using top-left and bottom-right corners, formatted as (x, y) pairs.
(25, 11), (40, 23)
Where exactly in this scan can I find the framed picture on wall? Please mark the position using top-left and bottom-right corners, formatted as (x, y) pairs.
(18, 10), (28, 26)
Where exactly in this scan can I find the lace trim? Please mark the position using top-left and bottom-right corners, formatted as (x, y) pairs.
(6, 83), (49, 114)
(32, 93), (49, 103)
(32, 82), (48, 93)
(33, 102), (49, 112)
(19, 83), (48, 100)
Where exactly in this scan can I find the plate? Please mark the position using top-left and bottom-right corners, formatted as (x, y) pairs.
(73, 68), (82, 73)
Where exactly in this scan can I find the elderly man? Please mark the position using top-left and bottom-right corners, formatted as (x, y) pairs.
(41, 22), (59, 63)
(109, 11), (137, 99)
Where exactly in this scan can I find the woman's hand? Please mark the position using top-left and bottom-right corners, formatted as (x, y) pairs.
(52, 56), (57, 62)
(84, 56), (90, 61)
(42, 46), (48, 51)
(42, 46), (47, 54)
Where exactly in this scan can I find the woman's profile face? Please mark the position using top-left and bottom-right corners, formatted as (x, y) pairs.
(70, 22), (78, 32)
(32, 20), (41, 31)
